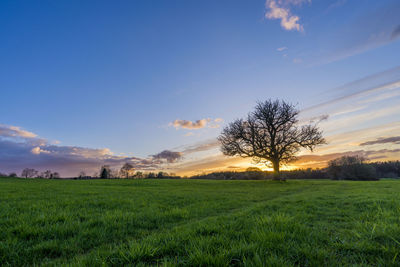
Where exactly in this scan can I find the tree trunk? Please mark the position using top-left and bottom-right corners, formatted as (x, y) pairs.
(272, 160), (280, 180)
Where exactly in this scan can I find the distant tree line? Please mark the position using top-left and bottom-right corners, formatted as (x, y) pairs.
(0, 168), (60, 179)
(1, 157), (399, 181)
(191, 157), (400, 181)
(74, 164), (180, 180)
(190, 168), (329, 180)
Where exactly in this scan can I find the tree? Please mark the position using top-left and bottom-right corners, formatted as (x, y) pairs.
(157, 171), (168, 178)
(109, 169), (119, 178)
(43, 170), (53, 179)
(78, 171), (86, 178)
(218, 99), (325, 179)
(135, 171), (144, 179)
(328, 156), (377, 180)
(100, 165), (111, 179)
(21, 168), (38, 178)
(120, 163), (135, 178)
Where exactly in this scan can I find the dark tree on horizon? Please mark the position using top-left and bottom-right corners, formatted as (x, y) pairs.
(100, 165), (111, 179)
(21, 168), (38, 178)
(218, 99), (326, 180)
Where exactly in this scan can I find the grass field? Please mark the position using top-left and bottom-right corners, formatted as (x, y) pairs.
(1, 178), (400, 266)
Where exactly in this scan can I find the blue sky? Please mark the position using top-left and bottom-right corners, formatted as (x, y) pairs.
(1, 0), (400, 176)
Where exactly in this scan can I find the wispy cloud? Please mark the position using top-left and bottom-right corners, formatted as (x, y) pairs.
(265, 0), (309, 32)
(0, 124), (38, 139)
(181, 139), (220, 155)
(277, 46), (288, 51)
(312, 2), (400, 65)
(170, 118), (223, 130)
(302, 66), (400, 114)
(360, 136), (400, 146)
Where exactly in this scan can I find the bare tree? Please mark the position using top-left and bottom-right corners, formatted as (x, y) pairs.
(120, 163), (135, 178)
(218, 99), (326, 179)
(135, 171), (144, 179)
(43, 170), (52, 179)
(78, 171), (86, 178)
(21, 168), (38, 178)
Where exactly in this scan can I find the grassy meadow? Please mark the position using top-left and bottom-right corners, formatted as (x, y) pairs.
(1, 177), (400, 266)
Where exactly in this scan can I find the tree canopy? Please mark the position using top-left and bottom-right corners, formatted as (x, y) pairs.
(218, 99), (326, 179)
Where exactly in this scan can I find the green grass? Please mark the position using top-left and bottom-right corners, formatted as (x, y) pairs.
(1, 178), (400, 266)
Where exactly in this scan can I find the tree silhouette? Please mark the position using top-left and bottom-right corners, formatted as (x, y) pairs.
(120, 163), (135, 178)
(218, 99), (326, 179)
(100, 165), (111, 179)
(21, 168), (38, 178)
(43, 170), (52, 179)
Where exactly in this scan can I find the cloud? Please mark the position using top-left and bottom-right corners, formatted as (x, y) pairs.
(265, 0), (307, 32)
(302, 67), (400, 115)
(359, 136), (400, 146)
(0, 138), (166, 177)
(181, 139), (220, 154)
(0, 123), (224, 177)
(277, 46), (288, 52)
(31, 147), (50, 155)
(308, 114), (329, 123)
(170, 118), (222, 130)
(171, 119), (210, 130)
(0, 124), (37, 139)
(0, 123), (170, 177)
(227, 166), (241, 169)
(152, 150), (183, 163)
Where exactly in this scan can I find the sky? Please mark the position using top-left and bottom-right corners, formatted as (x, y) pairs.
(1, 0), (400, 177)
